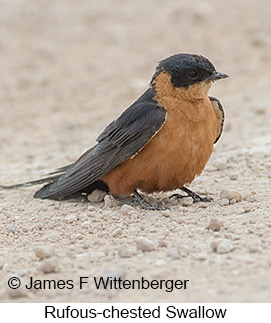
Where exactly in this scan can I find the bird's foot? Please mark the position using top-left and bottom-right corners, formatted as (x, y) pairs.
(170, 187), (213, 203)
(133, 190), (169, 211)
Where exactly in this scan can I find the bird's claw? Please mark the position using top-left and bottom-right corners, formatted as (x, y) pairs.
(170, 187), (213, 203)
(196, 196), (213, 203)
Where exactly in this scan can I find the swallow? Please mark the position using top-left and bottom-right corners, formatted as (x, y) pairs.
(1, 53), (228, 210)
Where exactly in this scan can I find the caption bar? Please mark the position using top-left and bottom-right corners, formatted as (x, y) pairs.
(1, 303), (270, 322)
(45, 305), (226, 319)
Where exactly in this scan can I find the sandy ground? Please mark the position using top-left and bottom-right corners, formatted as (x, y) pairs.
(0, 0), (271, 303)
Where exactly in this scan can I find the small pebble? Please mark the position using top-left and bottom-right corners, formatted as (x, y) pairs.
(87, 189), (106, 203)
(104, 195), (118, 208)
(7, 285), (27, 298)
(180, 197), (193, 207)
(112, 228), (122, 237)
(39, 257), (58, 273)
(248, 246), (261, 253)
(206, 218), (223, 231)
(219, 198), (230, 206)
(242, 255), (256, 264)
(212, 240), (235, 254)
(118, 245), (135, 258)
(41, 231), (60, 241)
(241, 208), (251, 214)
(135, 236), (156, 252)
(251, 102), (265, 115)
(65, 214), (77, 223)
(2, 264), (9, 271)
(21, 224), (30, 233)
(213, 158), (228, 170)
(130, 213), (139, 220)
(220, 190), (242, 202)
(120, 204), (135, 215)
(76, 250), (105, 261)
(81, 221), (92, 228)
(246, 160), (254, 169)
(248, 239), (262, 253)
(103, 265), (126, 278)
(193, 252), (207, 260)
(248, 196), (257, 203)
(167, 248), (180, 259)
(155, 259), (166, 266)
(158, 240), (168, 248)
(10, 226), (16, 234)
(198, 204), (208, 209)
(229, 174), (238, 180)
(161, 209), (171, 217)
(176, 245), (190, 257)
(34, 245), (55, 260)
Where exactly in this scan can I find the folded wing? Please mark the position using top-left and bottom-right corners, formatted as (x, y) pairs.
(34, 88), (167, 199)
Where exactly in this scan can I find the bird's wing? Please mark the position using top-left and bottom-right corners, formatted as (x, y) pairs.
(47, 146), (96, 175)
(209, 96), (225, 144)
(35, 89), (167, 199)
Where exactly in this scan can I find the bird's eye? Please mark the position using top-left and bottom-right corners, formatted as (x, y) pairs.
(187, 70), (198, 79)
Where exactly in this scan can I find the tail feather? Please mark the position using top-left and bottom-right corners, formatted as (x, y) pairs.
(34, 179), (109, 199)
(34, 182), (60, 199)
(0, 174), (61, 190)
(0, 163), (73, 191)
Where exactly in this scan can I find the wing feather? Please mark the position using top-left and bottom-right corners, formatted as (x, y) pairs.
(209, 96), (225, 144)
(35, 88), (166, 199)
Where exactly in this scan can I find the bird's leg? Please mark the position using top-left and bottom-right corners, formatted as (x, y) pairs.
(170, 186), (213, 203)
(133, 190), (169, 211)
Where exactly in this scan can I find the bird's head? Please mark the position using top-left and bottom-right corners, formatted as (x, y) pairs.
(151, 53), (228, 100)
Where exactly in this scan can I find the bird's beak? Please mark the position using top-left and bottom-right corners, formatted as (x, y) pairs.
(208, 71), (229, 82)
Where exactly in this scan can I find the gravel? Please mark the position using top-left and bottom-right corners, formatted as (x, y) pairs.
(206, 219), (223, 231)
(112, 227), (123, 237)
(135, 236), (156, 252)
(118, 245), (135, 258)
(158, 240), (168, 248)
(220, 190), (243, 202)
(10, 226), (16, 234)
(7, 284), (27, 299)
(34, 245), (55, 260)
(248, 196), (257, 203)
(39, 257), (59, 273)
(104, 195), (118, 208)
(212, 240), (235, 254)
(64, 214), (78, 223)
(87, 190), (107, 203)
(103, 265), (126, 279)
(120, 204), (136, 215)
(212, 158), (228, 170)
(219, 198), (230, 206)
(180, 197), (193, 206)
(193, 252), (208, 261)
(161, 209), (171, 217)
(167, 248), (180, 259)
